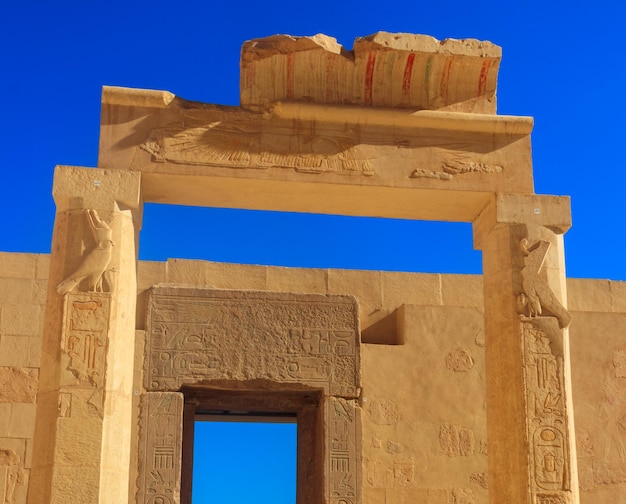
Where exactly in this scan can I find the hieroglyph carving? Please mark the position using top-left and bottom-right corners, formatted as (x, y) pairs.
(0, 449), (25, 504)
(445, 348), (474, 372)
(60, 292), (110, 417)
(145, 288), (360, 396)
(366, 458), (415, 488)
(57, 209), (115, 295)
(328, 397), (360, 504)
(522, 321), (573, 503)
(439, 424), (475, 457)
(517, 238), (572, 329)
(137, 393), (183, 504)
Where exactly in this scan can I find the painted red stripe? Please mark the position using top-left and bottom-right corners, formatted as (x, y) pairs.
(365, 51), (376, 105)
(286, 53), (294, 100)
(477, 59), (491, 97)
(402, 53), (416, 102)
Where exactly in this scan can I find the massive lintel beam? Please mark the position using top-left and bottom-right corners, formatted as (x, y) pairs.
(99, 85), (533, 222)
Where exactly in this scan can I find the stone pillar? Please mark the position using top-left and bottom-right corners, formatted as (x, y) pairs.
(473, 194), (579, 504)
(30, 166), (142, 503)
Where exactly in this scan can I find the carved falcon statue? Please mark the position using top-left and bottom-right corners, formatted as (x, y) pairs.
(56, 239), (114, 295)
(56, 209), (114, 295)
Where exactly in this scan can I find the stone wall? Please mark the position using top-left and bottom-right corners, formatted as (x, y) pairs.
(0, 253), (48, 504)
(1, 252), (625, 503)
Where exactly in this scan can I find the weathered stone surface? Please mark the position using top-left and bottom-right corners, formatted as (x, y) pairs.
(145, 286), (360, 397)
(0, 368), (38, 403)
(241, 32), (501, 113)
(137, 392), (183, 504)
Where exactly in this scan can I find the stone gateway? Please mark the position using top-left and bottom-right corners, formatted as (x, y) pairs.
(0, 32), (623, 504)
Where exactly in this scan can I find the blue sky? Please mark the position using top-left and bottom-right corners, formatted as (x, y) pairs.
(2, 0), (625, 280)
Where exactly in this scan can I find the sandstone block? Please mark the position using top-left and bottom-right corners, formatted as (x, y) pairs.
(0, 368), (38, 403)
(0, 337), (30, 368)
(266, 266), (327, 293)
(0, 305), (41, 337)
(381, 271), (442, 308)
(0, 253), (37, 279)
(8, 403), (36, 438)
(145, 286), (360, 397)
(0, 279), (32, 305)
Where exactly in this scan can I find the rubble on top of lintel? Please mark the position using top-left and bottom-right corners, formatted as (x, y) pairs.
(240, 32), (502, 114)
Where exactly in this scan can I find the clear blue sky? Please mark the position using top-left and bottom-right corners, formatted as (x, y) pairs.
(3, 1), (625, 502)
(2, 0), (625, 280)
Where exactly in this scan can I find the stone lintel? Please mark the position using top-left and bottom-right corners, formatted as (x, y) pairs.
(241, 32), (502, 113)
(99, 86), (535, 200)
(145, 286), (361, 398)
(473, 193), (572, 249)
(53, 166), (141, 211)
(142, 172), (493, 222)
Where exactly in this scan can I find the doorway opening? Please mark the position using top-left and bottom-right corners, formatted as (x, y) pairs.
(181, 387), (324, 504)
(192, 412), (297, 504)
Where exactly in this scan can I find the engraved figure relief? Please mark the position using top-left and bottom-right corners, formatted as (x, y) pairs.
(57, 209), (115, 295)
(410, 158), (503, 180)
(517, 238), (572, 329)
(523, 322), (572, 498)
(141, 124), (375, 176)
(0, 449), (25, 503)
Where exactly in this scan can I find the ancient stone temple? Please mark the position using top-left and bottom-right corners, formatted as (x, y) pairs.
(0, 32), (625, 504)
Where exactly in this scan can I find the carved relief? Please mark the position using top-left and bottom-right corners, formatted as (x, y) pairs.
(0, 449), (25, 503)
(445, 348), (474, 372)
(535, 493), (570, 504)
(522, 321), (572, 500)
(517, 238), (572, 329)
(612, 350), (626, 378)
(367, 398), (401, 425)
(366, 457), (415, 488)
(439, 424), (475, 457)
(57, 209), (115, 295)
(327, 397), (360, 504)
(137, 393), (183, 504)
(145, 288), (360, 396)
(61, 292), (110, 417)
(141, 125), (375, 176)
(479, 439), (488, 455)
(451, 487), (475, 504)
(410, 159), (503, 180)
(469, 472), (488, 489)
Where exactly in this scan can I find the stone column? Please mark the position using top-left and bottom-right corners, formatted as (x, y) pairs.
(30, 166), (142, 503)
(473, 194), (579, 504)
